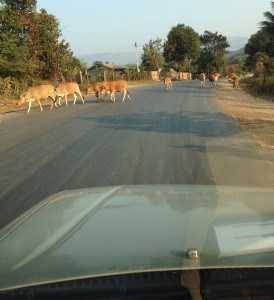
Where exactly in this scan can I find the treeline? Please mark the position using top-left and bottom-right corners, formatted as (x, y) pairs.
(243, 1), (274, 94)
(0, 0), (82, 96)
(141, 26), (229, 75)
(140, 2), (274, 95)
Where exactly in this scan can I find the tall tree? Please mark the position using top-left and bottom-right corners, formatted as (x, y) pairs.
(0, 4), (34, 78)
(259, 1), (274, 35)
(0, 0), (36, 13)
(245, 29), (274, 68)
(199, 31), (229, 73)
(0, 0), (82, 84)
(34, 8), (61, 79)
(141, 38), (164, 71)
(163, 24), (200, 71)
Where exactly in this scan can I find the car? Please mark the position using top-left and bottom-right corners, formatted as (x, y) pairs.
(1, 184), (274, 299)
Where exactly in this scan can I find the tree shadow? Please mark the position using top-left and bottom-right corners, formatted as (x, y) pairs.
(77, 110), (241, 138)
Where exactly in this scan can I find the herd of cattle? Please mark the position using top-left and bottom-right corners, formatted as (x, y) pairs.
(17, 80), (130, 113)
(164, 72), (239, 90)
(199, 72), (239, 88)
(17, 72), (239, 113)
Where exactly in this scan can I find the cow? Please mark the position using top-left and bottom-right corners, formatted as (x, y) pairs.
(100, 80), (130, 103)
(199, 73), (206, 86)
(208, 72), (221, 87)
(226, 73), (239, 88)
(164, 76), (172, 90)
(17, 84), (57, 113)
(86, 81), (108, 101)
(55, 82), (84, 106)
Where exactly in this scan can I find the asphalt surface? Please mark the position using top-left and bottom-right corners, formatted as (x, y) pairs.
(1, 80), (274, 229)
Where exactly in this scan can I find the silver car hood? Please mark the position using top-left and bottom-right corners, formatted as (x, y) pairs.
(1, 184), (274, 291)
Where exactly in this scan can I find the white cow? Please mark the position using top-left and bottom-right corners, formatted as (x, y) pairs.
(17, 84), (57, 113)
(199, 73), (206, 86)
(55, 82), (84, 106)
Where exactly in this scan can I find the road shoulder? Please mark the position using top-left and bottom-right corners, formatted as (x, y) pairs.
(216, 81), (274, 150)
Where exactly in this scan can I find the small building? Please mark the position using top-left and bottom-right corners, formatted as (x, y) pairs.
(227, 64), (239, 70)
(87, 63), (127, 82)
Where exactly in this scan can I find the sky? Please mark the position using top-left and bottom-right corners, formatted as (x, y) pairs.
(37, 0), (272, 57)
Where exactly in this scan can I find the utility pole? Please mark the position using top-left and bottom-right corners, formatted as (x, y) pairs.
(135, 42), (140, 73)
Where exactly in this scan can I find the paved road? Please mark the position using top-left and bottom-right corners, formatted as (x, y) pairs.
(1, 80), (274, 228)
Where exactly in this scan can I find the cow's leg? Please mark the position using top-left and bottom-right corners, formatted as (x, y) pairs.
(37, 100), (43, 112)
(127, 91), (131, 101)
(122, 90), (126, 102)
(73, 93), (77, 105)
(75, 87), (84, 104)
(65, 95), (69, 106)
(95, 91), (99, 101)
(50, 96), (57, 109)
(78, 92), (84, 104)
(27, 101), (32, 113)
(111, 92), (115, 102)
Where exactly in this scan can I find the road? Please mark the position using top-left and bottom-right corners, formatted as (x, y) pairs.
(1, 80), (274, 228)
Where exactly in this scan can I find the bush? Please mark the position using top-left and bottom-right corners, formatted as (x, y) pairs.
(242, 74), (274, 97)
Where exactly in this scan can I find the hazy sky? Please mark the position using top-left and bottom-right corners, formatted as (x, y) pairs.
(37, 0), (272, 56)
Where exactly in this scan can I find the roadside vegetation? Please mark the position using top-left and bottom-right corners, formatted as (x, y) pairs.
(0, 0), (273, 106)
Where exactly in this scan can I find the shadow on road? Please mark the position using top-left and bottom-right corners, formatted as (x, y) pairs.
(77, 110), (240, 138)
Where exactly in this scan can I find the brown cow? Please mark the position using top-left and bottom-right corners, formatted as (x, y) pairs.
(208, 72), (221, 87)
(86, 81), (108, 101)
(55, 82), (84, 106)
(100, 80), (130, 102)
(226, 73), (239, 88)
(199, 73), (206, 86)
(164, 76), (172, 90)
(17, 84), (57, 113)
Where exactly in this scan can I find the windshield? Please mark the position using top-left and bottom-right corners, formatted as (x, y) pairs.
(0, 0), (274, 297)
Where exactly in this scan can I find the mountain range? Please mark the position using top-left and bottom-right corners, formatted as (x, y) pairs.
(78, 36), (249, 67)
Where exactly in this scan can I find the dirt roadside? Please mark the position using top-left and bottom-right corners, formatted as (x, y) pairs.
(216, 81), (274, 150)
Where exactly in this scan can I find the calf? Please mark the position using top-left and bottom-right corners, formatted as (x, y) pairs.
(199, 73), (206, 86)
(17, 84), (57, 113)
(164, 76), (172, 90)
(86, 81), (108, 101)
(208, 72), (221, 87)
(55, 82), (84, 106)
(226, 73), (239, 88)
(100, 80), (130, 102)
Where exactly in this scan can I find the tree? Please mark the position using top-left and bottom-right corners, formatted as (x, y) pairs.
(34, 8), (62, 79)
(0, 5), (35, 78)
(163, 24), (200, 71)
(91, 61), (104, 68)
(245, 29), (273, 68)
(0, 0), (82, 85)
(0, 0), (36, 13)
(199, 31), (229, 73)
(259, 1), (274, 35)
(141, 38), (164, 71)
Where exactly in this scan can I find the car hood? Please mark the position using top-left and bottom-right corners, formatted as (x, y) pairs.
(1, 184), (274, 291)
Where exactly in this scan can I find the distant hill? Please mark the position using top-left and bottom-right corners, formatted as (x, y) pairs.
(225, 47), (247, 60)
(78, 36), (249, 66)
(227, 36), (249, 51)
(78, 51), (141, 67)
